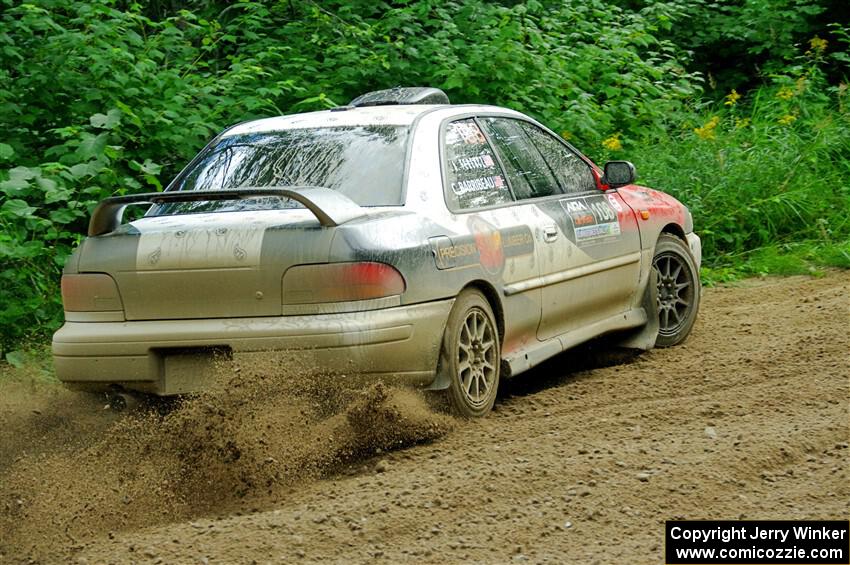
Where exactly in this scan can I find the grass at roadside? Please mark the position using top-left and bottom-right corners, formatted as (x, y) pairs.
(701, 239), (850, 284)
(1, 345), (58, 384)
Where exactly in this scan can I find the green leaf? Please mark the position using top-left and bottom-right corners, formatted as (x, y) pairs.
(89, 108), (122, 130)
(137, 158), (162, 175)
(2, 199), (37, 217)
(36, 176), (58, 193)
(0, 177), (30, 193)
(8, 166), (39, 182)
(75, 133), (110, 161)
(69, 162), (99, 178)
(49, 208), (80, 224)
(143, 174), (162, 190)
(0, 143), (13, 160)
(5, 350), (25, 368)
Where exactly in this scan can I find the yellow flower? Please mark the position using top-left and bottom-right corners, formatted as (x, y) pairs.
(694, 116), (721, 140)
(560, 130), (572, 141)
(776, 87), (795, 101)
(778, 114), (797, 126)
(724, 89), (741, 106)
(810, 36), (828, 53)
(602, 133), (622, 151)
(795, 76), (807, 94)
(734, 117), (751, 129)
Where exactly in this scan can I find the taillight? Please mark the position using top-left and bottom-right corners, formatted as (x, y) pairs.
(60, 274), (124, 312)
(282, 262), (406, 304)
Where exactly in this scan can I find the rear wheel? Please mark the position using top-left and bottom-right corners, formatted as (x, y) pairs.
(653, 234), (700, 347)
(440, 289), (500, 418)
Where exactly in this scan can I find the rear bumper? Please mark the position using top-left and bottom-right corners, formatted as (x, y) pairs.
(52, 299), (453, 395)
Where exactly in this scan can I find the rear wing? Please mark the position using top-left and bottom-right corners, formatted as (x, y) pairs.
(88, 187), (368, 236)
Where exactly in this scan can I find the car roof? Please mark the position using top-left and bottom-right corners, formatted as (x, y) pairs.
(223, 104), (522, 137)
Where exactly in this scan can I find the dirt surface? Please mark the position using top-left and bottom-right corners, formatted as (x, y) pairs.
(1, 272), (848, 564)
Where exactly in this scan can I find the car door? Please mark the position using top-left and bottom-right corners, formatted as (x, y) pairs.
(438, 117), (551, 360)
(479, 117), (642, 342)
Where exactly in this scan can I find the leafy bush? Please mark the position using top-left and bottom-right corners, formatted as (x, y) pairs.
(617, 45), (850, 261)
(0, 2), (306, 351)
(0, 0), (847, 353)
(0, 0), (702, 352)
(614, 0), (849, 91)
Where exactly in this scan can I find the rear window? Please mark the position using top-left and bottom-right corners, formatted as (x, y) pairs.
(153, 125), (409, 215)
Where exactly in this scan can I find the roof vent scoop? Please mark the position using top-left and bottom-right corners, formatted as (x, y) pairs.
(350, 87), (450, 107)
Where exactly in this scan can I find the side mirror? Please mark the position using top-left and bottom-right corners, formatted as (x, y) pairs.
(603, 161), (636, 188)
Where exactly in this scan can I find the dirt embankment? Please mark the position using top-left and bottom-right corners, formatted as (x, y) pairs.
(1, 272), (848, 564)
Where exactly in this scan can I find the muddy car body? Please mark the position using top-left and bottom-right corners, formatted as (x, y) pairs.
(53, 87), (702, 416)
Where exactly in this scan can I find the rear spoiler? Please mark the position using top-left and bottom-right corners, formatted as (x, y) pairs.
(88, 187), (368, 236)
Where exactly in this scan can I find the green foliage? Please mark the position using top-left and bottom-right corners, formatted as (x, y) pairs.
(0, 0), (702, 352)
(622, 57), (850, 262)
(203, 0), (702, 142)
(614, 0), (849, 91)
(0, 0), (847, 352)
(701, 240), (850, 284)
(0, 343), (57, 383)
(0, 1), (305, 350)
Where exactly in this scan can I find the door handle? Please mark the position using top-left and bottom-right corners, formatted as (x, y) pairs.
(543, 225), (559, 243)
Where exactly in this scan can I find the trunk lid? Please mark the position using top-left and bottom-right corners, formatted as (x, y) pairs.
(77, 209), (336, 320)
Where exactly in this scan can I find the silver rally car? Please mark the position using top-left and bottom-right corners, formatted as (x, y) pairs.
(53, 87), (701, 417)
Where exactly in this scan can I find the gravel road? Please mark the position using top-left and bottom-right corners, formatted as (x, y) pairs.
(1, 271), (847, 564)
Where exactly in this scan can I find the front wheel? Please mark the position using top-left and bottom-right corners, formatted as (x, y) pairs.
(653, 234), (701, 347)
(439, 289), (501, 418)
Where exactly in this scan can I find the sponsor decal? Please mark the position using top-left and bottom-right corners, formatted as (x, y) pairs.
(136, 226), (263, 270)
(607, 193), (624, 212)
(450, 174), (506, 196)
(451, 121), (488, 145)
(560, 196), (621, 246)
(431, 223), (534, 273)
(575, 222), (621, 240)
(450, 153), (496, 173)
(233, 243), (247, 261)
(564, 200), (595, 226)
(147, 247), (161, 266)
(469, 216), (504, 275)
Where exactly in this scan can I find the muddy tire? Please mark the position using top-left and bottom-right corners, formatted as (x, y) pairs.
(653, 234), (701, 347)
(439, 289), (501, 418)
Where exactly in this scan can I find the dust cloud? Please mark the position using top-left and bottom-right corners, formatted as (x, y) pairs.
(0, 355), (453, 562)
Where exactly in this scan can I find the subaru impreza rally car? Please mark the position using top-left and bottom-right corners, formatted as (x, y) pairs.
(53, 87), (701, 417)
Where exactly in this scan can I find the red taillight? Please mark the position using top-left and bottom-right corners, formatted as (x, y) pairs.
(282, 262), (406, 304)
(61, 274), (124, 312)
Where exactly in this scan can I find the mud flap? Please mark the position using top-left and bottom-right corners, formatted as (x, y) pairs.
(615, 267), (659, 351)
(426, 329), (453, 391)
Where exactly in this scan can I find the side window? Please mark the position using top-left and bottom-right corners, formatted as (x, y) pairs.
(479, 118), (561, 200)
(520, 122), (597, 194)
(444, 119), (513, 210)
